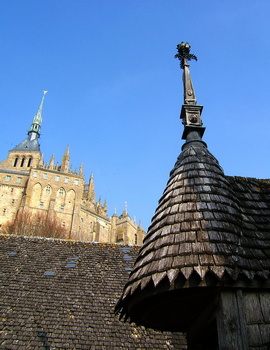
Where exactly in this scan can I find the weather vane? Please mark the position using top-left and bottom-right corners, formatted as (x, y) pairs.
(174, 42), (197, 69)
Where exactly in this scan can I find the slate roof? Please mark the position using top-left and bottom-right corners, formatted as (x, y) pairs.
(116, 141), (270, 324)
(12, 136), (40, 152)
(0, 234), (186, 349)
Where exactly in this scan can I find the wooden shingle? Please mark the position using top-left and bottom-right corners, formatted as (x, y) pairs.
(116, 142), (270, 327)
(0, 234), (187, 349)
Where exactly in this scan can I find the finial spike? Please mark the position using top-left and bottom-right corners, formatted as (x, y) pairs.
(79, 163), (83, 176)
(49, 154), (55, 168)
(64, 145), (70, 156)
(89, 173), (94, 183)
(175, 43), (205, 143)
(175, 43), (197, 105)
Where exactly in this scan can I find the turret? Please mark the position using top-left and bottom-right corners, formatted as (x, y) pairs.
(115, 43), (270, 350)
(115, 42), (216, 330)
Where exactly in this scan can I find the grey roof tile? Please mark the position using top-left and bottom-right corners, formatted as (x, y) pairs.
(0, 235), (186, 349)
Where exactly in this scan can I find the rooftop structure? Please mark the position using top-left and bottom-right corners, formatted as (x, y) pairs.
(116, 43), (270, 349)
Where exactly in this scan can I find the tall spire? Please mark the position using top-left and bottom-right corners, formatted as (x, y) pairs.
(28, 91), (48, 141)
(175, 43), (205, 143)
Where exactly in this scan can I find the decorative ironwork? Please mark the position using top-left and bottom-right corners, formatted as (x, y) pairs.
(174, 42), (197, 69)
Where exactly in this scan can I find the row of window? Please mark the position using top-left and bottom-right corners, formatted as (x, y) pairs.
(13, 157), (32, 168)
(2, 206), (14, 216)
(5, 175), (22, 183)
(39, 201), (65, 212)
(5, 174), (79, 186)
(33, 171), (79, 185)
(43, 186), (65, 197)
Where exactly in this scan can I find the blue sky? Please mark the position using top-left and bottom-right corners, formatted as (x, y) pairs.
(0, 1), (270, 230)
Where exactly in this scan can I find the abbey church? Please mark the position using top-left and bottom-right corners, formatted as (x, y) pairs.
(0, 92), (145, 244)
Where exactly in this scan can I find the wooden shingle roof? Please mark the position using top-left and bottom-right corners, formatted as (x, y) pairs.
(115, 43), (270, 331)
(116, 141), (270, 330)
(0, 234), (187, 349)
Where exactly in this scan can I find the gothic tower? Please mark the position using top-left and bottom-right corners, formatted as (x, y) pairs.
(0, 92), (145, 244)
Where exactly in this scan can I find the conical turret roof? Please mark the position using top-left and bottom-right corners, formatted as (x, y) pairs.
(115, 43), (270, 332)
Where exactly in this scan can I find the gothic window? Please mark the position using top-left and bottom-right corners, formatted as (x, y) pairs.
(27, 158), (32, 167)
(58, 188), (65, 197)
(13, 157), (18, 167)
(20, 157), (25, 167)
(45, 185), (51, 195)
(5, 175), (11, 182)
(17, 177), (22, 183)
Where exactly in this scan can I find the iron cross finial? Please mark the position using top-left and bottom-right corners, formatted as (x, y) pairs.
(174, 42), (198, 69)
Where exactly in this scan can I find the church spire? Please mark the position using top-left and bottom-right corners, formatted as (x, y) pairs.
(175, 43), (205, 143)
(28, 91), (48, 141)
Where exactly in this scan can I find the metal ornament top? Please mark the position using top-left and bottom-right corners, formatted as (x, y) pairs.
(175, 42), (198, 105)
(175, 43), (205, 142)
(174, 42), (197, 69)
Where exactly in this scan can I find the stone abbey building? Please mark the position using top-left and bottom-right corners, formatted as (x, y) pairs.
(0, 92), (145, 244)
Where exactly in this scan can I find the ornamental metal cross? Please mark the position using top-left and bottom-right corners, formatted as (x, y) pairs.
(174, 42), (197, 69)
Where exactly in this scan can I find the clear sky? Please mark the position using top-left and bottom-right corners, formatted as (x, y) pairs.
(0, 1), (269, 231)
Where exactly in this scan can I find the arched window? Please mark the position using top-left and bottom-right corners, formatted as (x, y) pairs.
(13, 157), (18, 167)
(27, 158), (32, 167)
(58, 188), (65, 197)
(45, 185), (51, 195)
(20, 157), (25, 167)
